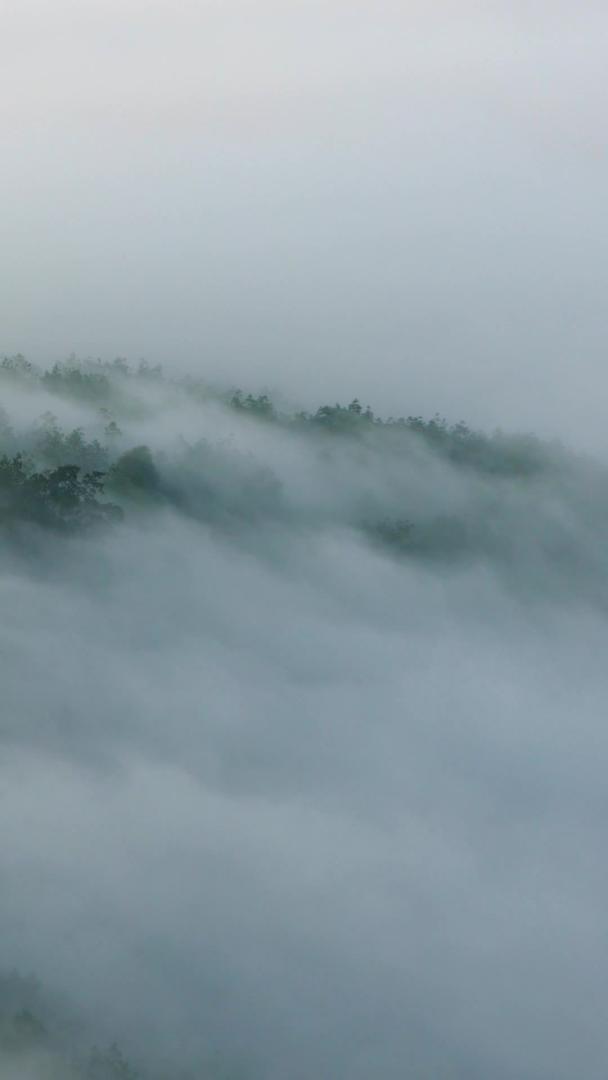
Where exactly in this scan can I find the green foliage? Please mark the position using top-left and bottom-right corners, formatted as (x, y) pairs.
(0, 406), (16, 453)
(230, 390), (275, 420)
(34, 413), (109, 472)
(107, 446), (161, 501)
(302, 399), (375, 432)
(0, 354), (554, 481)
(41, 361), (111, 405)
(0, 353), (38, 381)
(0, 455), (122, 532)
(0, 354), (585, 567)
(136, 359), (163, 380)
(163, 437), (283, 526)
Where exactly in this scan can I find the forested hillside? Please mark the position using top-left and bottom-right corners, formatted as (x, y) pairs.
(1, 353), (604, 601)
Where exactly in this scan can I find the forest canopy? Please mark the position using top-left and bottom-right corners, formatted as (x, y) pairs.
(0, 353), (588, 585)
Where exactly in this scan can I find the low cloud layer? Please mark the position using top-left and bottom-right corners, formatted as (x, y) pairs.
(1, 362), (608, 1077)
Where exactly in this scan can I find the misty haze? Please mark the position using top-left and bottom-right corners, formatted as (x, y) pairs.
(2, 3), (608, 1079)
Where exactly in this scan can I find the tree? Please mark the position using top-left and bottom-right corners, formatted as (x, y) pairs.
(0, 456), (121, 532)
(108, 446), (161, 500)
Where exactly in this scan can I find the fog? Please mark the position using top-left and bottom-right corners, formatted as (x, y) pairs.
(0, 361), (607, 1077)
(2, 4), (608, 1078)
(3, 1), (608, 444)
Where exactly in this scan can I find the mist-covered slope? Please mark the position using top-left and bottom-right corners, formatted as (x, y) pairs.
(3, 355), (608, 1079)
(2, 353), (607, 597)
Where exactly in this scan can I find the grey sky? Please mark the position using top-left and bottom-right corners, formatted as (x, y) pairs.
(3, 1), (608, 442)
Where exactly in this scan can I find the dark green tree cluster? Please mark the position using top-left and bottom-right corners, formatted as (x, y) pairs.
(41, 363), (112, 405)
(0, 455), (121, 532)
(33, 413), (110, 472)
(229, 390), (275, 420)
(0, 353), (585, 567)
(0, 353), (556, 480)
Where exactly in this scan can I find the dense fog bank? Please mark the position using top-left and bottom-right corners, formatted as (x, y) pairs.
(2, 356), (608, 1078)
